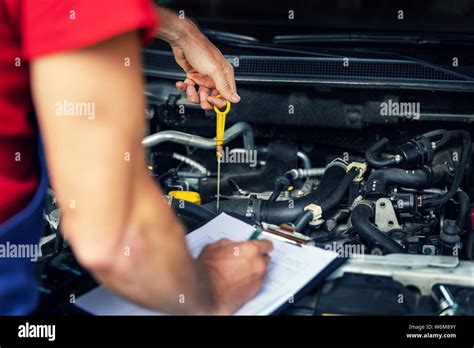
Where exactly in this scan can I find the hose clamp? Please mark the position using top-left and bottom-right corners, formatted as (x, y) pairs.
(245, 195), (257, 220)
(355, 200), (376, 214)
(327, 158), (348, 171)
(347, 162), (368, 182)
(304, 204), (324, 226)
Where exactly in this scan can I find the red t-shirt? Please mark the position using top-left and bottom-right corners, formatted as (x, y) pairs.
(0, 0), (157, 223)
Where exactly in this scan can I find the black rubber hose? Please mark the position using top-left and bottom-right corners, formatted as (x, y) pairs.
(304, 163), (348, 201)
(367, 164), (449, 190)
(171, 198), (216, 222)
(268, 175), (292, 202)
(268, 186), (283, 202)
(351, 202), (406, 254)
(318, 168), (358, 211)
(466, 230), (474, 261)
(423, 129), (451, 150)
(294, 211), (313, 232)
(203, 198), (252, 216)
(281, 168), (358, 232)
(365, 138), (398, 168)
(260, 164), (349, 224)
(424, 130), (471, 207)
(455, 190), (470, 229)
(204, 163), (348, 224)
(372, 168), (429, 187)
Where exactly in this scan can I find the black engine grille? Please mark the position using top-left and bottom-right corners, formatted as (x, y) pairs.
(143, 49), (474, 90)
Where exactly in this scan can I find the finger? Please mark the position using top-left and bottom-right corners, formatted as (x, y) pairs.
(263, 254), (271, 267)
(243, 278), (263, 303)
(207, 96), (227, 109)
(213, 238), (233, 248)
(205, 238), (233, 251)
(186, 84), (200, 104)
(252, 259), (268, 278)
(184, 78), (196, 86)
(250, 239), (274, 255)
(198, 86), (213, 110)
(211, 89), (218, 97)
(210, 63), (240, 103)
(176, 81), (187, 91)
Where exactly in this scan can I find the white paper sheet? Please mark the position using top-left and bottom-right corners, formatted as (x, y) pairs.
(76, 213), (339, 315)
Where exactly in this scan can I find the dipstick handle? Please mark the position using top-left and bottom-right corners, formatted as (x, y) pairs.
(213, 96), (231, 158)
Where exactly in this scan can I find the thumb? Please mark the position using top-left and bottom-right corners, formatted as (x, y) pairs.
(210, 63), (240, 103)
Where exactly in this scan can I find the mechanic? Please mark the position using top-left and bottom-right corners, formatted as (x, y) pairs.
(0, 0), (272, 315)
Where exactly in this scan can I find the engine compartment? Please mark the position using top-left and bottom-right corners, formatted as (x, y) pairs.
(146, 96), (473, 261)
(139, 86), (474, 315)
(37, 77), (474, 316)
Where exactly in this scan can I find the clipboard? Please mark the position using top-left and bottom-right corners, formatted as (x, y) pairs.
(75, 213), (345, 316)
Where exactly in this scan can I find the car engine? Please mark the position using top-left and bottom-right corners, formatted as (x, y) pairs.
(37, 41), (474, 316)
(146, 121), (473, 260)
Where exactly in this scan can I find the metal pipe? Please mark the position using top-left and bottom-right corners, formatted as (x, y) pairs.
(287, 167), (326, 180)
(297, 151), (312, 170)
(258, 147), (312, 169)
(142, 122), (255, 150)
(171, 153), (209, 175)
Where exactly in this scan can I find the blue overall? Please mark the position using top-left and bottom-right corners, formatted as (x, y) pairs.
(0, 141), (48, 315)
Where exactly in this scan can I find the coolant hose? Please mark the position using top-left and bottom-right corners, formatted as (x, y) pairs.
(260, 163), (348, 224)
(268, 174), (292, 202)
(365, 138), (398, 168)
(294, 211), (313, 232)
(365, 164), (449, 196)
(317, 168), (358, 211)
(351, 202), (406, 254)
(294, 168), (358, 232)
(170, 198), (216, 222)
(204, 162), (348, 224)
(455, 190), (470, 229)
(467, 231), (474, 261)
(424, 130), (471, 207)
(423, 129), (450, 150)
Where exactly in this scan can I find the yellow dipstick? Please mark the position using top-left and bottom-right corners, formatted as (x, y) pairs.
(213, 96), (231, 213)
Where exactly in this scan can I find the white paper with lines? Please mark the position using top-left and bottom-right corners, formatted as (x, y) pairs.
(76, 213), (339, 315)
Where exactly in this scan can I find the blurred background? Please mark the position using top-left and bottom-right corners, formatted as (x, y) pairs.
(156, 0), (474, 39)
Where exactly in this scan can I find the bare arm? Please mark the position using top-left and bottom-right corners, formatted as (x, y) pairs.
(31, 31), (271, 315)
(154, 6), (240, 109)
(31, 32), (215, 314)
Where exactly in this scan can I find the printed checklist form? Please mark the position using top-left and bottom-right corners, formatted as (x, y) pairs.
(76, 213), (343, 315)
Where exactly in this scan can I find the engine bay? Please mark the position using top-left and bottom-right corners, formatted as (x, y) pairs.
(133, 76), (474, 315)
(36, 56), (474, 317)
(147, 108), (473, 261)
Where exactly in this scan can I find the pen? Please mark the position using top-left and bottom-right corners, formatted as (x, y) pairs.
(249, 225), (263, 240)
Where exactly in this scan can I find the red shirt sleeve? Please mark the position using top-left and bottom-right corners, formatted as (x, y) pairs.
(21, 0), (158, 60)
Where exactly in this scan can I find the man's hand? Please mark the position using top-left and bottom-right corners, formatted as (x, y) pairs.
(155, 7), (240, 109)
(198, 238), (273, 314)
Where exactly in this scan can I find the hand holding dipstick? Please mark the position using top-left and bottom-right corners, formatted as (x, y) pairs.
(214, 95), (231, 212)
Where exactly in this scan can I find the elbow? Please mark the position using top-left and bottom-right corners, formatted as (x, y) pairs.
(74, 244), (117, 275)
(61, 216), (120, 274)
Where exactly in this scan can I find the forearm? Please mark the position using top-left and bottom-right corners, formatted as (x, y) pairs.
(153, 5), (240, 108)
(32, 31), (218, 314)
(154, 5), (197, 44)
(87, 173), (218, 314)
(45, 114), (218, 314)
